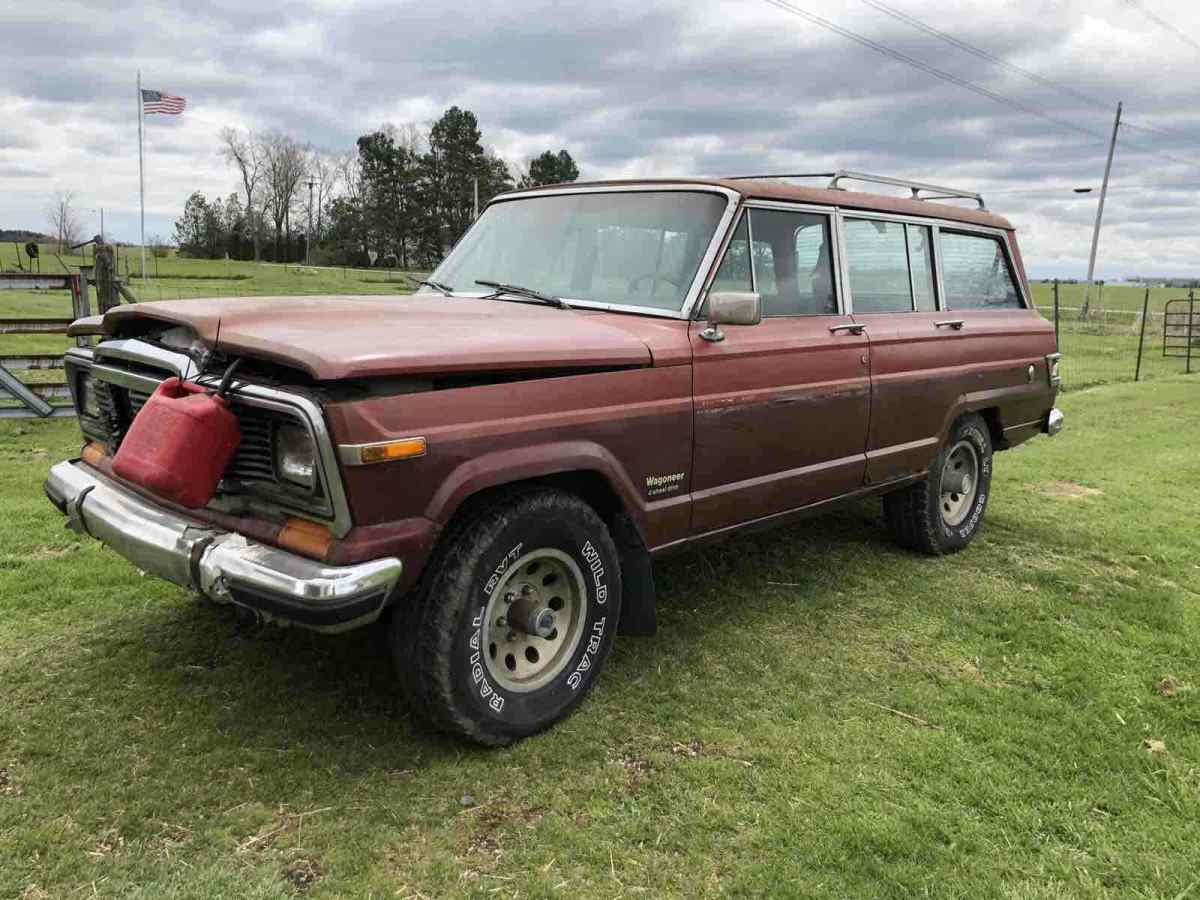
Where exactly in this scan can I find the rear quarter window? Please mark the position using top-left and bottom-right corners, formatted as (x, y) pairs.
(940, 232), (1024, 310)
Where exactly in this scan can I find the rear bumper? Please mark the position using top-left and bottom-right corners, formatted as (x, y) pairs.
(1043, 407), (1064, 436)
(45, 460), (402, 633)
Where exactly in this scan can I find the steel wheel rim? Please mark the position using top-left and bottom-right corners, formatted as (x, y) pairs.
(482, 548), (588, 693)
(940, 440), (980, 527)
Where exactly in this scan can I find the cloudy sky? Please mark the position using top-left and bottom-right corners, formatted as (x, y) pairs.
(3, 0), (1200, 277)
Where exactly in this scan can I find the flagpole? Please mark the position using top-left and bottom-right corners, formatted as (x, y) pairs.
(137, 70), (146, 282)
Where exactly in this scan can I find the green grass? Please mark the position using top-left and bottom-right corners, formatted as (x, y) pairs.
(2, 378), (1198, 898)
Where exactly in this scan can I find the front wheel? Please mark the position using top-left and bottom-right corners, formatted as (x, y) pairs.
(883, 413), (993, 555)
(392, 489), (622, 746)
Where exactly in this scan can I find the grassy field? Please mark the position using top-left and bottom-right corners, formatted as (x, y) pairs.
(1, 378), (1198, 898)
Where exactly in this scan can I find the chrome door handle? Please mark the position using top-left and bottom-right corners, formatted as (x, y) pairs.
(935, 320), (965, 330)
(829, 323), (866, 335)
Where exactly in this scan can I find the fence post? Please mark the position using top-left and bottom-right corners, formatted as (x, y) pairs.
(1135, 286), (1150, 382)
(1189, 288), (1195, 376)
(1053, 279), (1060, 348)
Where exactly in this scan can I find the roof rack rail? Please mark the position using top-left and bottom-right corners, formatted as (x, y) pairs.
(723, 169), (986, 210)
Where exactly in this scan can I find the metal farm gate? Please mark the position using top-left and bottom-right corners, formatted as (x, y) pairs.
(0, 270), (94, 418)
(1163, 294), (1198, 374)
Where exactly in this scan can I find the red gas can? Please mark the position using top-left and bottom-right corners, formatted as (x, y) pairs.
(112, 377), (241, 508)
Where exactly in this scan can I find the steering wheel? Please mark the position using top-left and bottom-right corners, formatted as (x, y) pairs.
(627, 272), (681, 296)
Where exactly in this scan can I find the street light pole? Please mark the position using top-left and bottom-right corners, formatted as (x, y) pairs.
(1081, 101), (1122, 318)
(306, 178), (315, 266)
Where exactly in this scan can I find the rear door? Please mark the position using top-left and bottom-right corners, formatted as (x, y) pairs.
(840, 215), (958, 483)
(690, 204), (872, 535)
(842, 215), (1047, 484)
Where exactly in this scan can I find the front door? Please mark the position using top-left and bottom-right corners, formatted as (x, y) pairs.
(690, 206), (872, 535)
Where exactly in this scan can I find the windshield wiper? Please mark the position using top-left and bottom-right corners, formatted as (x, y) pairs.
(411, 277), (454, 296)
(475, 279), (568, 309)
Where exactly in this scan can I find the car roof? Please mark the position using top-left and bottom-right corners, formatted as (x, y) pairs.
(503, 177), (1014, 231)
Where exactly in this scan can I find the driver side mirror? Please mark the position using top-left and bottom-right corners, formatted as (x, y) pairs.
(700, 291), (761, 342)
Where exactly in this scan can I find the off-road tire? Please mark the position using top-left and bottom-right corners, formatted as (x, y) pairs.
(392, 489), (622, 746)
(883, 413), (993, 555)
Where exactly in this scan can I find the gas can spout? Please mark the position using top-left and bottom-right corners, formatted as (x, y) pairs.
(216, 358), (244, 400)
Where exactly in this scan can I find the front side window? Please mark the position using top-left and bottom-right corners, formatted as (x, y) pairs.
(428, 190), (728, 312)
(940, 232), (1023, 309)
(709, 208), (837, 317)
(710, 215), (752, 293)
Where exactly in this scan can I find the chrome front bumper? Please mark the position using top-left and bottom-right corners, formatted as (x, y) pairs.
(1044, 407), (1064, 436)
(45, 461), (402, 633)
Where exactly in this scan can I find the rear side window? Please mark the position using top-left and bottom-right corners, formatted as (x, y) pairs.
(843, 219), (938, 313)
(940, 232), (1023, 309)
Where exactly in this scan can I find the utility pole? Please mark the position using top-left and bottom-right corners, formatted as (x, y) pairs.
(1081, 101), (1121, 319)
(306, 177), (315, 266)
(473, 177), (479, 220)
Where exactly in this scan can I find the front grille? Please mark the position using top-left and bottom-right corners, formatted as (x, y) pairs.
(92, 377), (326, 512)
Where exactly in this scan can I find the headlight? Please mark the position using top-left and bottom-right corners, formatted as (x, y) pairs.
(273, 423), (316, 489)
(77, 373), (101, 418)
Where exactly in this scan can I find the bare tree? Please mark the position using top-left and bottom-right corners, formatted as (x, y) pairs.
(261, 131), (309, 260)
(47, 190), (82, 253)
(305, 149), (340, 241)
(219, 126), (264, 261)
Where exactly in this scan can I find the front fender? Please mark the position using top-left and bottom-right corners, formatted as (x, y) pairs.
(424, 440), (649, 539)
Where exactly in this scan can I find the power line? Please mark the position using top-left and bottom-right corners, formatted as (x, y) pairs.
(858, 0), (1107, 110)
(1124, 0), (1200, 52)
(858, 0), (1198, 145)
(760, 0), (1106, 142)
(761, 0), (1200, 175)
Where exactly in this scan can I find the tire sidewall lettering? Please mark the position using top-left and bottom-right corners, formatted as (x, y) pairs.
(454, 515), (618, 730)
(937, 421), (992, 545)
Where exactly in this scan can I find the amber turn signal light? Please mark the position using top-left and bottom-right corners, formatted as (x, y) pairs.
(343, 436), (427, 466)
(81, 441), (106, 467)
(278, 517), (335, 559)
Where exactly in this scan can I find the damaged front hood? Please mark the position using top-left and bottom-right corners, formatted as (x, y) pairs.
(102, 295), (656, 381)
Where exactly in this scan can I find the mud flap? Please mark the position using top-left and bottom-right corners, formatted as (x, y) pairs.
(611, 512), (657, 636)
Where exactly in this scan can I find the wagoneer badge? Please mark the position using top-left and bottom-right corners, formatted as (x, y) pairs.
(646, 472), (685, 496)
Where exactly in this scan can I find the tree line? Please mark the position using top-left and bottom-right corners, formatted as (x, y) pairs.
(173, 106), (579, 267)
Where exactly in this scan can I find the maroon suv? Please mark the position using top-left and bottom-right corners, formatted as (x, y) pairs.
(46, 173), (1062, 744)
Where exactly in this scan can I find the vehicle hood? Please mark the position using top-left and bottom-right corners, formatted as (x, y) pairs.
(102, 295), (685, 381)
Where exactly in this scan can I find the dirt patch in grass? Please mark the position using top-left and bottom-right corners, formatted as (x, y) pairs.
(283, 855), (325, 892)
(149, 822), (192, 856)
(20, 886), (50, 900)
(620, 754), (652, 791)
(0, 766), (23, 797)
(88, 826), (125, 860)
(459, 798), (544, 871)
(1158, 676), (1181, 697)
(1036, 480), (1104, 500)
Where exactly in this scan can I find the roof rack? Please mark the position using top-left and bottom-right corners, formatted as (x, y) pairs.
(723, 169), (986, 210)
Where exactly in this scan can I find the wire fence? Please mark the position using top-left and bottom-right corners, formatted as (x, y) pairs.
(1041, 282), (1197, 391)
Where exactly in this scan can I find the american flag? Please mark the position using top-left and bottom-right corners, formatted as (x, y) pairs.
(141, 89), (186, 115)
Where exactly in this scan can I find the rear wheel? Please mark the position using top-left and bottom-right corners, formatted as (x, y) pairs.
(392, 489), (621, 745)
(883, 413), (993, 555)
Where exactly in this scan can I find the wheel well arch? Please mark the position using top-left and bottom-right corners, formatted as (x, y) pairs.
(430, 469), (657, 637)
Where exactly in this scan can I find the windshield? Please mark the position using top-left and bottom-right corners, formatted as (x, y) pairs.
(426, 190), (729, 312)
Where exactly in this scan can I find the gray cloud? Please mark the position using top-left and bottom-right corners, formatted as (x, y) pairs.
(2, 0), (1198, 275)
